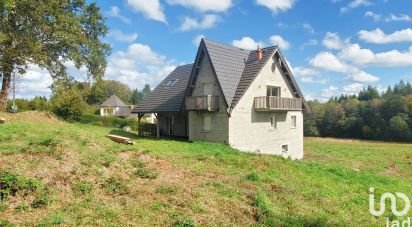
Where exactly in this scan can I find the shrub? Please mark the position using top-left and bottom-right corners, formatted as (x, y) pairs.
(134, 167), (159, 179)
(0, 171), (42, 202)
(173, 218), (195, 227)
(155, 185), (177, 195)
(72, 182), (93, 195)
(79, 114), (140, 131)
(102, 177), (128, 195)
(245, 171), (260, 181)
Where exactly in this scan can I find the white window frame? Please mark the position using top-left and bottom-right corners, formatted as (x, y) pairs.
(270, 115), (277, 130)
(203, 115), (212, 132)
(291, 115), (297, 129)
(267, 86), (281, 97)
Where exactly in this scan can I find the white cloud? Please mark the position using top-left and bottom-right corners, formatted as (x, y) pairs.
(340, 0), (372, 14)
(256, 0), (296, 14)
(106, 6), (131, 24)
(337, 43), (412, 67)
(269, 35), (290, 50)
(293, 67), (326, 84)
(232, 35), (290, 50)
(321, 83), (364, 98)
(385, 14), (412, 22)
(300, 39), (318, 50)
(126, 0), (167, 23)
(358, 28), (412, 44)
(309, 51), (379, 83)
(167, 0), (232, 12)
(322, 86), (339, 98)
(365, 11), (381, 21)
(310, 52), (349, 73)
(232, 37), (265, 50)
(342, 83), (364, 95)
(337, 43), (375, 65)
(193, 35), (205, 46)
(348, 71), (379, 83)
(106, 43), (177, 90)
(322, 32), (344, 49)
(108, 30), (138, 43)
(302, 23), (315, 34)
(179, 14), (220, 31)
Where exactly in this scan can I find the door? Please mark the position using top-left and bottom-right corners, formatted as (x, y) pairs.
(203, 83), (213, 96)
(168, 115), (175, 136)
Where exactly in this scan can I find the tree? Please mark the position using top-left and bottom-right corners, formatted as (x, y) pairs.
(0, 0), (110, 111)
(142, 84), (151, 97)
(130, 89), (143, 105)
(51, 82), (86, 122)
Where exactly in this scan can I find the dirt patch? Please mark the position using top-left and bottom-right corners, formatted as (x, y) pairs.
(0, 111), (64, 125)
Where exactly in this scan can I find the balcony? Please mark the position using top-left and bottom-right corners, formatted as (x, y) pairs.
(186, 96), (219, 111)
(254, 96), (302, 111)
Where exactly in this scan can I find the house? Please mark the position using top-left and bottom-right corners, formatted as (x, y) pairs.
(100, 94), (129, 117)
(132, 39), (309, 159)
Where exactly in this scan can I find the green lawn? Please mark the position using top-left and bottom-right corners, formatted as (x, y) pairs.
(1, 112), (412, 226)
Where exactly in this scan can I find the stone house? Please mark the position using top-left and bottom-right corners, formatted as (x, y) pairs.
(132, 39), (309, 159)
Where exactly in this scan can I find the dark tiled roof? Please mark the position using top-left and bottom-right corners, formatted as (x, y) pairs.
(100, 95), (127, 107)
(131, 64), (193, 113)
(203, 39), (250, 107)
(113, 106), (132, 117)
(231, 46), (278, 108)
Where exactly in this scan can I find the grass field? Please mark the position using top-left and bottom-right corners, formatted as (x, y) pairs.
(1, 111), (412, 226)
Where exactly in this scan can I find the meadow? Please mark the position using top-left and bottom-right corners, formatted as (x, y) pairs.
(1, 111), (412, 226)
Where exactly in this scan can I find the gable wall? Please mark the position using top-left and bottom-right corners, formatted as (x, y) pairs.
(228, 55), (304, 159)
(187, 55), (229, 144)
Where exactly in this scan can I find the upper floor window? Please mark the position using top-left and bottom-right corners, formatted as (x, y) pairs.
(203, 83), (213, 96)
(291, 115), (297, 128)
(267, 86), (281, 97)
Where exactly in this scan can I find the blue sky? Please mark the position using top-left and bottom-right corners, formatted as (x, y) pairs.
(15, 0), (412, 101)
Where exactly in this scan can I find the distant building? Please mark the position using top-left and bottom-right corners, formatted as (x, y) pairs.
(99, 95), (131, 117)
(132, 39), (309, 159)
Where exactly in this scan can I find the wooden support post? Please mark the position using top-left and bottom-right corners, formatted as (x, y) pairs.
(154, 113), (160, 138)
(137, 113), (143, 136)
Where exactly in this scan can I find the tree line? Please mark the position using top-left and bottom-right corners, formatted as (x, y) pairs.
(7, 79), (151, 121)
(304, 81), (412, 142)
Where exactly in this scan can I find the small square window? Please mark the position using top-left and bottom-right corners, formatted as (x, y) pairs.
(270, 115), (277, 129)
(291, 116), (297, 128)
(282, 144), (288, 153)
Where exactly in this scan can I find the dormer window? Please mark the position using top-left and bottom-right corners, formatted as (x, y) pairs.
(267, 86), (281, 97)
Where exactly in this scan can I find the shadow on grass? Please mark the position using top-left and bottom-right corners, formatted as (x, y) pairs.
(108, 130), (191, 143)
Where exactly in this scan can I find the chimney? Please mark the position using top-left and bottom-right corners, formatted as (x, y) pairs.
(257, 45), (263, 61)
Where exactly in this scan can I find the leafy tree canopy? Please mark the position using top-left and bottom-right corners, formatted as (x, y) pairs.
(0, 0), (111, 111)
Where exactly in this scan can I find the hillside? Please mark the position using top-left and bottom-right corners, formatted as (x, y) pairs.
(1, 111), (412, 226)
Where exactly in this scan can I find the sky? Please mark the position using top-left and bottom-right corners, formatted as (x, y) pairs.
(12, 0), (412, 101)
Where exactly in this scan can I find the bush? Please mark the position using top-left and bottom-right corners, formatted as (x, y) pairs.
(79, 114), (140, 131)
(102, 177), (128, 195)
(134, 167), (159, 179)
(51, 86), (86, 122)
(245, 171), (260, 181)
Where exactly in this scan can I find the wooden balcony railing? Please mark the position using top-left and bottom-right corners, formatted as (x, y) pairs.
(186, 96), (219, 111)
(254, 96), (302, 111)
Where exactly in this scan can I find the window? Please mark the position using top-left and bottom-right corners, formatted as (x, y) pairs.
(104, 108), (113, 116)
(282, 144), (288, 153)
(270, 115), (277, 129)
(203, 115), (212, 131)
(291, 116), (297, 128)
(203, 83), (213, 96)
(267, 86), (281, 97)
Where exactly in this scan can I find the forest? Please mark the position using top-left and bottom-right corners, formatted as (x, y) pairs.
(304, 81), (412, 142)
